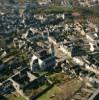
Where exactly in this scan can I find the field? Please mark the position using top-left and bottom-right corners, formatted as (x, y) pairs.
(5, 92), (25, 100)
(38, 74), (83, 100)
(37, 85), (62, 100)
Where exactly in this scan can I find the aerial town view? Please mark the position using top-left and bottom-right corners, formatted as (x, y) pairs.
(0, 0), (99, 100)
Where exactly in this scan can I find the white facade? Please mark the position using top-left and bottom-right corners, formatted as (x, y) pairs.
(73, 57), (84, 66)
(30, 55), (45, 71)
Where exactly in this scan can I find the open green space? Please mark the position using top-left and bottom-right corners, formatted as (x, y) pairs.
(29, 5), (73, 14)
(38, 78), (83, 100)
(6, 93), (25, 100)
(37, 85), (62, 100)
(14, 95), (25, 100)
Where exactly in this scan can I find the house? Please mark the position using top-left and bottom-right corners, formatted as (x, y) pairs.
(11, 68), (37, 91)
(88, 52), (99, 67)
(86, 32), (98, 43)
(11, 68), (52, 99)
(63, 13), (73, 20)
(55, 58), (66, 72)
(71, 45), (86, 57)
(59, 42), (72, 57)
(95, 25), (99, 33)
(59, 38), (85, 57)
(86, 32), (99, 51)
(0, 80), (15, 95)
(74, 23), (86, 35)
(73, 57), (84, 66)
(56, 14), (66, 20)
(72, 12), (82, 22)
(13, 38), (26, 49)
(0, 60), (5, 72)
(34, 14), (47, 21)
(48, 30), (64, 45)
(0, 50), (7, 58)
(78, 0), (99, 7)
(22, 28), (48, 40)
(89, 89), (99, 100)
(38, 0), (51, 6)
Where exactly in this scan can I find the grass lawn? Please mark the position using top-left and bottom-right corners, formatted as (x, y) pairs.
(38, 78), (83, 100)
(14, 95), (25, 100)
(24, 82), (50, 97)
(37, 85), (62, 100)
(53, 79), (83, 100)
(30, 5), (73, 14)
(48, 72), (71, 84)
(6, 93), (25, 100)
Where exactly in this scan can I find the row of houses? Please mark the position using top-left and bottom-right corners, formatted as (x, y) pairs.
(78, 0), (99, 7)
(0, 68), (53, 100)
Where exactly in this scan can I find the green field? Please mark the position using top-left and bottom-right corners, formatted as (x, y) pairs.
(38, 78), (82, 100)
(15, 96), (25, 100)
(37, 85), (62, 100)
(6, 93), (25, 100)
